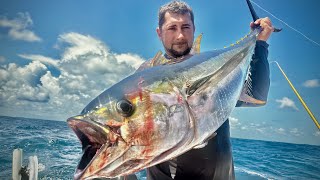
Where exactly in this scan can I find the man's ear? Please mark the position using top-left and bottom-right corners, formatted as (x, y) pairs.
(156, 27), (161, 39)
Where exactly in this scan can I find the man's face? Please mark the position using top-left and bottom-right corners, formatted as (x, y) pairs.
(157, 12), (195, 58)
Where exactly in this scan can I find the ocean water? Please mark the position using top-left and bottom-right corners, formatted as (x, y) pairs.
(0, 116), (319, 180)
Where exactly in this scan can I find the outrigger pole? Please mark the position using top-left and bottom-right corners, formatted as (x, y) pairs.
(12, 148), (39, 180)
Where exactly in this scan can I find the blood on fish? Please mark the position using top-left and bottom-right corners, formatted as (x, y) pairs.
(138, 77), (145, 101)
(105, 120), (123, 127)
(177, 94), (183, 104)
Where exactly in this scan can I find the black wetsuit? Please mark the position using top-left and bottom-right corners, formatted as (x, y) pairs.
(145, 40), (270, 180)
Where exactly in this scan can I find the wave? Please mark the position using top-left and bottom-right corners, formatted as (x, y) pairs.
(1, 116), (319, 179)
(235, 166), (274, 180)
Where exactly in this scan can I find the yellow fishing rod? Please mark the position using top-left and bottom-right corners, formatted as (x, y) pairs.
(272, 61), (320, 130)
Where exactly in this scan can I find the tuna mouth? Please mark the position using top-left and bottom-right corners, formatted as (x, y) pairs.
(67, 117), (121, 179)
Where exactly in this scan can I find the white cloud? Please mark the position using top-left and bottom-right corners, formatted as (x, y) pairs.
(19, 54), (59, 67)
(303, 79), (320, 88)
(9, 29), (41, 42)
(236, 122), (262, 131)
(256, 128), (265, 133)
(57, 32), (109, 62)
(0, 32), (145, 120)
(248, 123), (266, 134)
(0, 12), (41, 42)
(57, 33), (143, 75)
(0, 56), (5, 63)
(276, 97), (298, 110)
(229, 117), (266, 133)
(17, 84), (49, 102)
(314, 131), (320, 137)
(290, 128), (303, 136)
(241, 126), (247, 130)
(0, 61), (49, 107)
(276, 128), (286, 135)
(229, 116), (241, 129)
(116, 53), (145, 69)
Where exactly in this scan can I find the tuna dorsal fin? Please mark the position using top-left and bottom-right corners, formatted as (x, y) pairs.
(190, 33), (203, 55)
(150, 50), (163, 66)
(150, 50), (169, 67)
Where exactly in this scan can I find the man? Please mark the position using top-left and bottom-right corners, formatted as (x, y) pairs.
(136, 1), (273, 180)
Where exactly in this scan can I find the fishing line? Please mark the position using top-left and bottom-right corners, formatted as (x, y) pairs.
(271, 61), (320, 130)
(251, 0), (320, 47)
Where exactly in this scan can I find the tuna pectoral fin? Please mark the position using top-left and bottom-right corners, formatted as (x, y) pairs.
(238, 92), (266, 106)
(186, 75), (212, 96)
(186, 45), (254, 97)
(193, 132), (217, 149)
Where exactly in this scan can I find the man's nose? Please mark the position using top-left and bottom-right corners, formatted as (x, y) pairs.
(176, 29), (185, 39)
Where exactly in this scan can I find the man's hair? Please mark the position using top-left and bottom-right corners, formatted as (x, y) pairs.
(158, 1), (194, 29)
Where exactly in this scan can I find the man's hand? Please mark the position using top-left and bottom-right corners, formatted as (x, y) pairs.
(250, 17), (273, 41)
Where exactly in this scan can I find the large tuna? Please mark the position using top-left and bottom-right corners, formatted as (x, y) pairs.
(67, 28), (259, 179)
(67, 0), (279, 179)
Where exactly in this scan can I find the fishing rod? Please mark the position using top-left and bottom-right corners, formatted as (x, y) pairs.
(246, 0), (320, 130)
(246, 0), (282, 32)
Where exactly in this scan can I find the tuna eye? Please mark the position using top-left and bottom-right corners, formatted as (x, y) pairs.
(116, 99), (134, 117)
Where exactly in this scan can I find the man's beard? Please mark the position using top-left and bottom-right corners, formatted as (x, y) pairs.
(165, 43), (191, 58)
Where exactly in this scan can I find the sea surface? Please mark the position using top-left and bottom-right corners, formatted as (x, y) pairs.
(0, 116), (319, 180)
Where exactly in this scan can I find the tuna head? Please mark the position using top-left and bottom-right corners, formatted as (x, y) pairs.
(67, 74), (195, 179)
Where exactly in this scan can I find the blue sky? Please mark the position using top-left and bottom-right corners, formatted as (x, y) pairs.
(0, 0), (319, 145)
